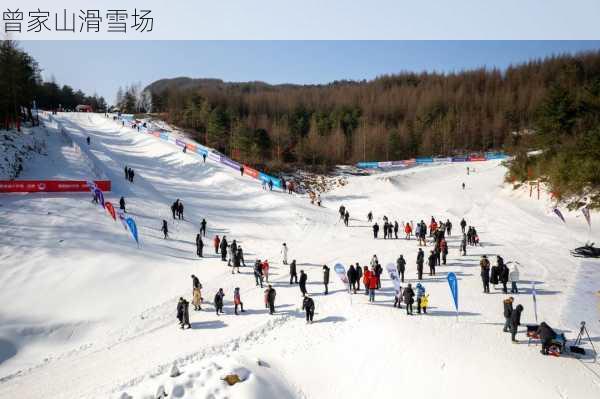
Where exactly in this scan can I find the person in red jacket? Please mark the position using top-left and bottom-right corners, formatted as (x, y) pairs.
(213, 235), (220, 254)
(429, 218), (437, 237)
(367, 268), (378, 302)
(404, 222), (412, 240)
(363, 266), (371, 295)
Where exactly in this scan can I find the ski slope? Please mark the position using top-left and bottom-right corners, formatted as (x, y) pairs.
(0, 112), (599, 398)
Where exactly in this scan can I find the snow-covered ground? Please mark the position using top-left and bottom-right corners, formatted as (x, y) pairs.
(0, 112), (599, 398)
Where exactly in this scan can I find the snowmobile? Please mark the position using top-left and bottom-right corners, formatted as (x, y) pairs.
(570, 242), (600, 258)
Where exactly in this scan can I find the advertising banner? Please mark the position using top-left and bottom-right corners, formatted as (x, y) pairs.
(159, 132), (169, 140)
(175, 138), (186, 148)
(415, 157), (433, 163)
(0, 180), (111, 193)
(452, 156), (468, 162)
(208, 151), (221, 162)
(356, 162), (379, 169)
(259, 172), (282, 188)
(377, 161), (393, 168)
(220, 156), (240, 170)
(196, 147), (209, 157)
(468, 156), (486, 161)
(433, 157), (452, 163)
(403, 159), (416, 165)
(243, 165), (260, 179)
(186, 143), (197, 153)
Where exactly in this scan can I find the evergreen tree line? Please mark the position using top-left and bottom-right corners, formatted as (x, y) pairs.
(0, 41), (106, 130)
(145, 51), (600, 177)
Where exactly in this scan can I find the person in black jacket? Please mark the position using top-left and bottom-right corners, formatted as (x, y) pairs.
(428, 250), (436, 276)
(119, 196), (126, 213)
(289, 259), (298, 284)
(299, 270), (308, 296)
(323, 265), (330, 294)
(355, 263), (362, 290)
(195, 233), (203, 257)
(510, 304), (524, 342)
(480, 255), (491, 293)
(403, 283), (415, 315)
(502, 297), (514, 332)
(460, 218), (467, 234)
(200, 218), (207, 237)
(254, 260), (263, 287)
(498, 257), (509, 294)
(266, 285), (276, 314)
(373, 223), (379, 239)
(536, 322), (557, 355)
(302, 295), (315, 323)
(177, 297), (191, 329)
(396, 255), (406, 283)
(220, 236), (228, 261)
(416, 248), (424, 280)
(347, 265), (357, 293)
(161, 220), (169, 239)
(214, 288), (225, 315)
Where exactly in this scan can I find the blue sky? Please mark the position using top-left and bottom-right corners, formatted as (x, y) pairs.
(21, 41), (600, 105)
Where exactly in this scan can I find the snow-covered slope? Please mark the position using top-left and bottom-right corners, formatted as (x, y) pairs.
(0, 113), (599, 398)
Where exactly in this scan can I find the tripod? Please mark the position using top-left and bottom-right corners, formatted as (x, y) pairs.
(574, 321), (597, 358)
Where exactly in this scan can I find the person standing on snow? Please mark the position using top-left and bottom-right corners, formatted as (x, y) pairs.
(383, 221), (389, 239)
(397, 255), (406, 283)
(460, 218), (467, 234)
(302, 295), (315, 324)
(178, 297), (191, 329)
(373, 222), (380, 239)
(191, 275), (202, 311)
(347, 264), (358, 293)
(213, 235), (220, 254)
(119, 196), (126, 213)
(214, 288), (225, 315)
(281, 243), (289, 265)
(233, 287), (245, 315)
(161, 220), (169, 239)
(299, 270), (308, 296)
(415, 283), (426, 314)
(262, 260), (270, 283)
(440, 238), (448, 265)
(416, 248), (424, 280)
(367, 211), (373, 222)
(363, 266), (371, 295)
(510, 304), (524, 343)
(446, 219), (452, 236)
(480, 255), (491, 293)
(220, 236), (228, 261)
(266, 285), (276, 314)
(499, 257), (509, 294)
(171, 200), (177, 219)
(405, 222), (412, 240)
(323, 265), (330, 295)
(460, 234), (467, 256)
(502, 297), (513, 332)
(232, 247), (241, 274)
(367, 267), (378, 302)
(268, 179), (273, 191)
(289, 259), (298, 284)
(509, 263), (520, 294)
(200, 218), (207, 237)
(344, 210), (350, 227)
(236, 246), (246, 267)
(427, 250), (436, 276)
(195, 233), (203, 257)
(338, 205), (346, 221)
(356, 262), (363, 291)
(254, 260), (264, 287)
(227, 241), (235, 267)
(394, 221), (399, 239)
(177, 201), (184, 220)
(403, 284), (415, 315)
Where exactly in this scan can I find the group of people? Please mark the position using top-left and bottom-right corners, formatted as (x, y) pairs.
(171, 199), (184, 220)
(480, 255), (520, 294)
(123, 165), (135, 183)
(338, 205), (350, 226)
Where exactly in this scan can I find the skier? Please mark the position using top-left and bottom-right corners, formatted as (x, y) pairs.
(213, 235), (220, 254)
(367, 211), (373, 222)
(119, 196), (126, 213)
(220, 236), (228, 261)
(322, 265), (330, 295)
(214, 288), (225, 315)
(347, 264), (358, 293)
(254, 260), (264, 287)
(262, 259), (270, 283)
(480, 255), (491, 293)
(502, 297), (513, 332)
(460, 218), (467, 234)
(394, 221), (399, 239)
(266, 285), (276, 314)
(302, 295), (315, 324)
(396, 255), (406, 283)
(509, 263), (520, 294)
(289, 259), (298, 284)
(428, 250), (436, 276)
(191, 274), (202, 311)
(403, 283), (415, 315)
(195, 233), (203, 257)
(202, 153), (206, 163)
(200, 218), (207, 237)
(405, 222), (412, 240)
(281, 243), (288, 265)
(355, 262), (362, 291)
(510, 304), (524, 343)
(440, 238), (448, 265)
(344, 210), (350, 227)
(416, 283), (426, 314)
(338, 205), (346, 221)
(373, 222), (380, 239)
(416, 248), (424, 280)
(177, 297), (191, 329)
(233, 287), (245, 315)
(299, 270), (308, 296)
(161, 220), (169, 239)
(367, 267), (378, 302)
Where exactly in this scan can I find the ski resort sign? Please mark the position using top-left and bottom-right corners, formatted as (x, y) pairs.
(0, 180), (111, 193)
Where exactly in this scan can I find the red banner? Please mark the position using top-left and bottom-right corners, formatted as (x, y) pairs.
(0, 180), (111, 193)
(243, 165), (259, 179)
(468, 156), (486, 162)
(186, 143), (197, 152)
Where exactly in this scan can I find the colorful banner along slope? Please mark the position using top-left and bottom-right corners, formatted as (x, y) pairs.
(0, 180), (111, 193)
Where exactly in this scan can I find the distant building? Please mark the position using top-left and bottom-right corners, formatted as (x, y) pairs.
(76, 104), (93, 112)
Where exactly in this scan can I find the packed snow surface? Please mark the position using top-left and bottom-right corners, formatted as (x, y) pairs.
(0, 112), (599, 398)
